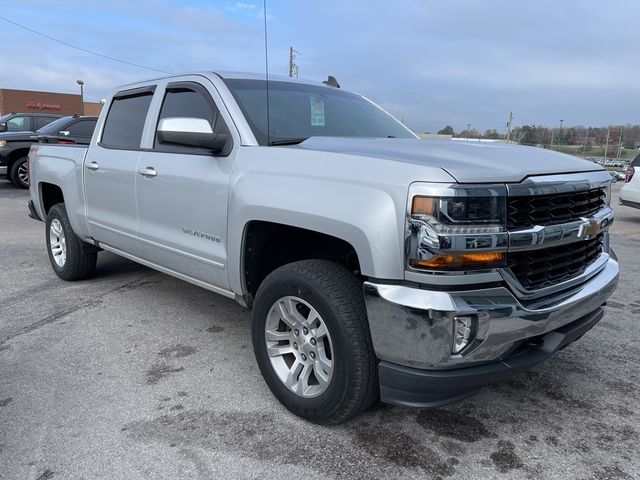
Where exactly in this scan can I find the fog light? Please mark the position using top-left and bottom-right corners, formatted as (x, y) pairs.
(453, 315), (476, 354)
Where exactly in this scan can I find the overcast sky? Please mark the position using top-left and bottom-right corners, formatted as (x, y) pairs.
(1, 0), (638, 133)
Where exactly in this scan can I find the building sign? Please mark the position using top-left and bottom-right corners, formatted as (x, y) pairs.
(25, 100), (62, 111)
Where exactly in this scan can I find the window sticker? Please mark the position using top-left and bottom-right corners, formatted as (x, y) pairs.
(310, 97), (325, 127)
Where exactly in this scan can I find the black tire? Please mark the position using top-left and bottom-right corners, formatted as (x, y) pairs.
(252, 259), (378, 424)
(9, 157), (29, 189)
(45, 203), (98, 281)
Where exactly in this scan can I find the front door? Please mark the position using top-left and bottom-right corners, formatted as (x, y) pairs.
(85, 87), (155, 251)
(135, 79), (236, 290)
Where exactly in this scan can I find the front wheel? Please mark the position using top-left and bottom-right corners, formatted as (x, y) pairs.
(252, 260), (378, 424)
(9, 157), (29, 188)
(45, 203), (97, 280)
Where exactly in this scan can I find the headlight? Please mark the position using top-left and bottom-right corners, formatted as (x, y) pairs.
(407, 184), (508, 271)
(0, 140), (6, 147)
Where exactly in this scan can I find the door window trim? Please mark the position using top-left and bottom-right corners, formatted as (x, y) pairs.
(150, 81), (233, 157)
(98, 85), (157, 151)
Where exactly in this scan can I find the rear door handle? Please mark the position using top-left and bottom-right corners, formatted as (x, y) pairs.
(137, 167), (158, 177)
(86, 161), (99, 171)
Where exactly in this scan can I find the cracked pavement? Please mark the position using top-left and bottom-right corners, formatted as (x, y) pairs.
(0, 179), (638, 480)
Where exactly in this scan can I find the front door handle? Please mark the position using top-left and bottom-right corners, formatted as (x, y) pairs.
(86, 161), (99, 171)
(137, 167), (157, 177)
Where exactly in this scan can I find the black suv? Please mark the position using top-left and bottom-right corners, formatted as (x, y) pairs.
(0, 112), (62, 133)
(0, 115), (97, 188)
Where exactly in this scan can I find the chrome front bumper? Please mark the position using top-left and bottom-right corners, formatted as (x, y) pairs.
(363, 255), (619, 370)
(0, 165), (7, 176)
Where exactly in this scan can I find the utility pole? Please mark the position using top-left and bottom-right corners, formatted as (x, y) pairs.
(505, 112), (513, 142)
(557, 119), (564, 149)
(582, 127), (590, 155)
(603, 127), (610, 160)
(617, 126), (624, 160)
(466, 123), (471, 140)
(288, 46), (298, 77)
(550, 128), (555, 150)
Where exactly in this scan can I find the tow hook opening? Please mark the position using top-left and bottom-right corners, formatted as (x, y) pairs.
(452, 315), (478, 354)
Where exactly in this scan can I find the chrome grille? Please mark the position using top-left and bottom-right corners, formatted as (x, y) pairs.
(507, 234), (604, 291)
(507, 188), (606, 230)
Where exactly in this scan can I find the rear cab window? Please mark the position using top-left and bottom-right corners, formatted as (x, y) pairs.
(101, 86), (155, 149)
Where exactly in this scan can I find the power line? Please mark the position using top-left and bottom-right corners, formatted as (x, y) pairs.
(0, 16), (173, 75)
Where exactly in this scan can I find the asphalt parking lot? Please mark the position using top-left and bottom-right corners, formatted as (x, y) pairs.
(0, 179), (638, 480)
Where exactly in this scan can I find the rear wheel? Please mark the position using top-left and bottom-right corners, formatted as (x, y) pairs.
(45, 203), (98, 280)
(252, 260), (378, 424)
(9, 157), (29, 188)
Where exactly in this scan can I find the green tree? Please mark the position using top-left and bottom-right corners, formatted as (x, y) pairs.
(437, 125), (455, 135)
(483, 129), (500, 139)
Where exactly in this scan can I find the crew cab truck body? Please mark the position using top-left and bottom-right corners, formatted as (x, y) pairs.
(28, 72), (619, 424)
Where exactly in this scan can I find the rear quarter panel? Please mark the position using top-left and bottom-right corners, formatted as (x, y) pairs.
(29, 145), (90, 239)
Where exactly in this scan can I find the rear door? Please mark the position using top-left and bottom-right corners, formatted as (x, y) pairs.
(84, 86), (154, 251)
(135, 77), (237, 290)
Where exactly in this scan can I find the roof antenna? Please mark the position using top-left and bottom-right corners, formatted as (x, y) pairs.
(323, 75), (340, 88)
(262, 0), (271, 146)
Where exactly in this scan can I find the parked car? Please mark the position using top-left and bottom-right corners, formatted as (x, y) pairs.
(609, 171), (619, 183)
(28, 72), (618, 424)
(619, 154), (640, 209)
(0, 115), (97, 188)
(0, 112), (62, 133)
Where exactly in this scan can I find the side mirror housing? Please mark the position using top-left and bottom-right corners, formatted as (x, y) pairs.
(0, 123), (7, 133)
(157, 117), (227, 153)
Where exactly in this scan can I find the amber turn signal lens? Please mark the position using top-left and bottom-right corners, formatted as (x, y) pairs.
(410, 252), (505, 270)
(411, 196), (436, 216)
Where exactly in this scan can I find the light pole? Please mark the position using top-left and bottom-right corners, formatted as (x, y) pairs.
(76, 80), (85, 115)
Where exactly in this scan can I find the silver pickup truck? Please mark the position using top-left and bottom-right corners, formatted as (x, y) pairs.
(28, 72), (619, 424)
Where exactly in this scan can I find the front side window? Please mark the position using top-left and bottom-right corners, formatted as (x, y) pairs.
(154, 83), (229, 153)
(67, 119), (97, 138)
(6, 116), (30, 132)
(223, 79), (415, 145)
(102, 90), (154, 149)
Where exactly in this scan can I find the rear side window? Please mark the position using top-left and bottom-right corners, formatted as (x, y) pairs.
(632, 154), (640, 167)
(67, 119), (97, 137)
(101, 89), (154, 149)
(35, 116), (58, 130)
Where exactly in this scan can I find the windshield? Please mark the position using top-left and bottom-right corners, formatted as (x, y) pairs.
(224, 79), (416, 145)
(36, 116), (72, 134)
(0, 114), (12, 123)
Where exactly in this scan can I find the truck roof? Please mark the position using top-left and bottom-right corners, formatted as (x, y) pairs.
(112, 71), (332, 92)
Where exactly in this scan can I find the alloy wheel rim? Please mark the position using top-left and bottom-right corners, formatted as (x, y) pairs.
(265, 296), (334, 398)
(49, 219), (67, 268)
(17, 162), (29, 186)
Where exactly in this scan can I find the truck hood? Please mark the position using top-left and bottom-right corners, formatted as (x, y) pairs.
(296, 137), (602, 183)
(0, 131), (38, 141)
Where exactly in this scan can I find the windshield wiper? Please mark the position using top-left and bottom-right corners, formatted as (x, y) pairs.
(269, 137), (308, 146)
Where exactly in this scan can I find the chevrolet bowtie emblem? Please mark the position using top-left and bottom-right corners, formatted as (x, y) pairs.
(577, 218), (601, 240)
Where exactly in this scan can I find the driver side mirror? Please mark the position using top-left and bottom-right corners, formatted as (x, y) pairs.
(157, 117), (228, 153)
(0, 123), (6, 133)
